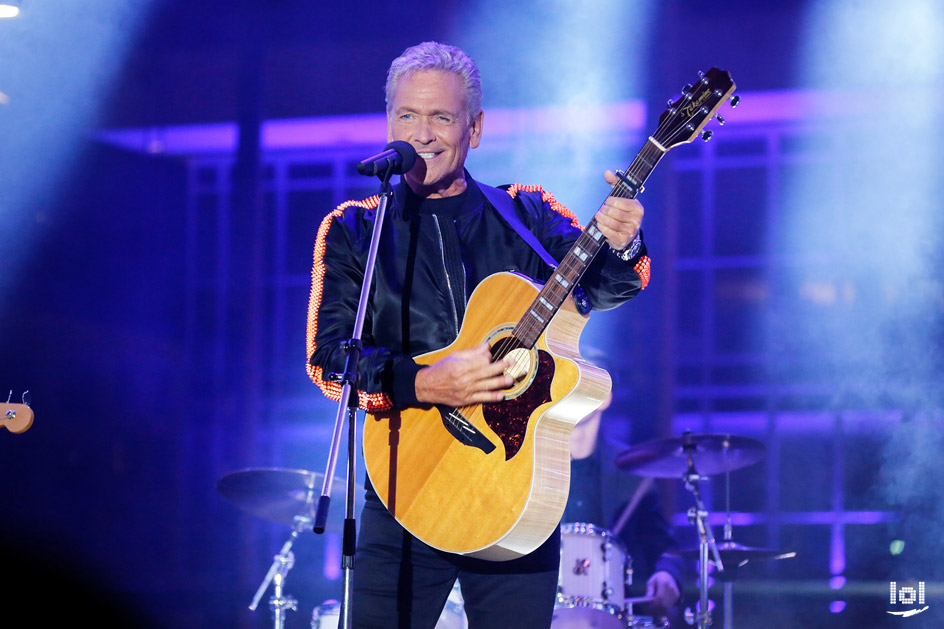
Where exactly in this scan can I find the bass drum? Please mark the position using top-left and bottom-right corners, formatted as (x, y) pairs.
(312, 581), (467, 628)
(553, 522), (630, 629)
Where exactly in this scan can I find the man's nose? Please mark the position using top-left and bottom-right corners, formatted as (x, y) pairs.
(414, 117), (435, 144)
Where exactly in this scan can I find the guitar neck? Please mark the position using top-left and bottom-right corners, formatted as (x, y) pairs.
(507, 66), (737, 351)
(511, 139), (666, 348)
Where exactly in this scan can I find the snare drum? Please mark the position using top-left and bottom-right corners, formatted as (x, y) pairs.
(553, 522), (630, 629)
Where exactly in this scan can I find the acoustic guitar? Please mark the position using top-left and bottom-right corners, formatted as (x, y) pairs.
(364, 69), (737, 560)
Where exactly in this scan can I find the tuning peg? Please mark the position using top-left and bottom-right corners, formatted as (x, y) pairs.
(702, 130), (713, 142)
(715, 115), (725, 125)
(730, 95), (740, 108)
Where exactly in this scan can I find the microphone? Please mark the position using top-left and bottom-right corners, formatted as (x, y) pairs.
(356, 141), (417, 176)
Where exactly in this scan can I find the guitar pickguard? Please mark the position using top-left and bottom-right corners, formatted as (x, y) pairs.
(482, 349), (555, 460)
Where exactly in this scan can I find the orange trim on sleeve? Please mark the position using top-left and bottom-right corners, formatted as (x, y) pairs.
(306, 196), (394, 412)
(505, 183), (651, 289)
(634, 255), (651, 290)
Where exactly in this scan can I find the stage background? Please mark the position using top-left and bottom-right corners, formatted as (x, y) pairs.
(1, 1), (941, 627)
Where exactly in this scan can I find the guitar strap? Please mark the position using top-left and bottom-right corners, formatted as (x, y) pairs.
(479, 183), (559, 270)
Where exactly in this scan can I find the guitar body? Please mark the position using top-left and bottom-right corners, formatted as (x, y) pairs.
(363, 272), (611, 560)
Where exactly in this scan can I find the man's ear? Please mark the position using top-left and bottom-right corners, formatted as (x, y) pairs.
(469, 110), (484, 149)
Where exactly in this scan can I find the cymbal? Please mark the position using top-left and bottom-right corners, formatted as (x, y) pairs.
(672, 540), (796, 566)
(615, 432), (765, 478)
(217, 467), (360, 530)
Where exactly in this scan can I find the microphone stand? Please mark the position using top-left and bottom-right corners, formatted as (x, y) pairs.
(312, 165), (397, 629)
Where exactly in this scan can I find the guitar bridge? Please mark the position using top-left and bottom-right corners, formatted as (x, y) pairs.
(437, 405), (496, 454)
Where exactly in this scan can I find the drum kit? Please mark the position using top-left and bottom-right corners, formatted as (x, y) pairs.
(217, 431), (793, 629)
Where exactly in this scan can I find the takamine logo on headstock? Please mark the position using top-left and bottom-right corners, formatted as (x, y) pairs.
(2, 391), (34, 433)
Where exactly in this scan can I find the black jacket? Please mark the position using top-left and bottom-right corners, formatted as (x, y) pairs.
(306, 175), (649, 410)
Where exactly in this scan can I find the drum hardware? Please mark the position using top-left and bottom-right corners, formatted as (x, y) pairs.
(719, 461), (734, 629)
(674, 533), (798, 617)
(251, 515), (305, 628)
(682, 455), (725, 629)
(217, 468), (359, 629)
(617, 432), (768, 629)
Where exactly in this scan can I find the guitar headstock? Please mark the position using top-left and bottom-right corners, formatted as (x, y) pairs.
(2, 403), (34, 433)
(2, 390), (33, 433)
(654, 68), (737, 150)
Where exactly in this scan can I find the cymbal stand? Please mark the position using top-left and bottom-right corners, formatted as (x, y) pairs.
(249, 515), (311, 629)
(683, 453), (724, 629)
(721, 468), (733, 629)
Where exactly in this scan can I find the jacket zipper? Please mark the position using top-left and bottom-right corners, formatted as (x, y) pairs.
(432, 214), (460, 335)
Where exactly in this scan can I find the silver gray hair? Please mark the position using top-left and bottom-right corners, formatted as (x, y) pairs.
(385, 41), (482, 122)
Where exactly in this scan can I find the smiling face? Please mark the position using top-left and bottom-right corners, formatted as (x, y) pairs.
(387, 69), (483, 199)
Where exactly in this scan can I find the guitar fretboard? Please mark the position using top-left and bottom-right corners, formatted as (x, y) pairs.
(508, 139), (667, 350)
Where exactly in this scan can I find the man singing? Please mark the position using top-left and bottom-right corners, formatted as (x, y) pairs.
(307, 41), (650, 628)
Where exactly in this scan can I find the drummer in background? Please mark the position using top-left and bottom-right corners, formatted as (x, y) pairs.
(565, 378), (685, 619)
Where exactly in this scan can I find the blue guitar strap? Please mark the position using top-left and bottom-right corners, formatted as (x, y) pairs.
(478, 183), (559, 270)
